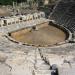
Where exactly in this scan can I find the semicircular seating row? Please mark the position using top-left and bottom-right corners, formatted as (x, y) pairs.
(50, 0), (75, 32)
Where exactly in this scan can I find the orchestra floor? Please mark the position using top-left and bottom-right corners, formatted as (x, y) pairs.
(11, 23), (66, 47)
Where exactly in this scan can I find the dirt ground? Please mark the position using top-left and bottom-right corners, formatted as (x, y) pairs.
(11, 24), (66, 46)
(0, 8), (10, 16)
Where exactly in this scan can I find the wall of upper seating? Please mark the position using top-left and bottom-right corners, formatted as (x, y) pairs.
(50, 0), (75, 32)
(0, 12), (45, 27)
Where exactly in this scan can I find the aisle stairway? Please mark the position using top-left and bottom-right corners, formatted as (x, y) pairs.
(35, 49), (51, 75)
(27, 49), (51, 75)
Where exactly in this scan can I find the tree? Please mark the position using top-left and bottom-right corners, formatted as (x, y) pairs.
(0, 0), (13, 5)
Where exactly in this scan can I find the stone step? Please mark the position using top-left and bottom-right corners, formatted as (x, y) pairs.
(36, 64), (50, 70)
(58, 67), (75, 75)
(27, 56), (35, 64)
(35, 70), (51, 75)
(0, 63), (11, 75)
(36, 59), (45, 65)
(58, 64), (75, 75)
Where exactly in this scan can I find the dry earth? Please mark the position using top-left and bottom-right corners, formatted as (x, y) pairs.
(11, 24), (66, 46)
(0, 8), (10, 16)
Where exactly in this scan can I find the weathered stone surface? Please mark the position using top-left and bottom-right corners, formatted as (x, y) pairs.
(0, 18), (75, 75)
(0, 63), (11, 75)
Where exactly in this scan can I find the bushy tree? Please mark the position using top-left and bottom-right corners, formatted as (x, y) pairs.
(0, 0), (37, 5)
(0, 0), (12, 5)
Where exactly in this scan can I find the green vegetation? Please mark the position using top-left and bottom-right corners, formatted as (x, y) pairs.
(0, 0), (12, 5)
(0, 0), (37, 5)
